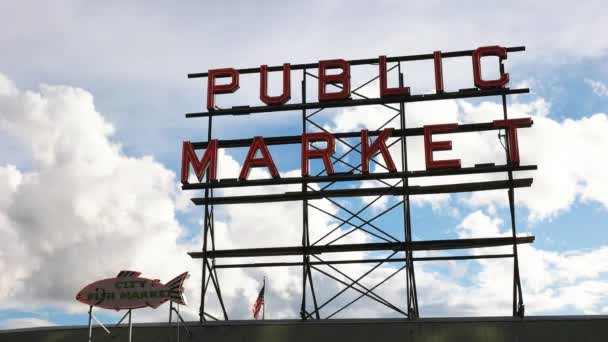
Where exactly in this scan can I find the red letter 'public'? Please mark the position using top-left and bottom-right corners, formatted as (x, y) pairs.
(181, 140), (218, 184)
(361, 128), (397, 174)
(379, 56), (410, 97)
(318, 59), (350, 101)
(260, 64), (291, 105)
(239, 136), (280, 180)
(423, 124), (461, 170)
(472, 46), (509, 89)
(302, 132), (335, 176)
(207, 68), (240, 110)
(433, 51), (444, 94)
(493, 118), (532, 166)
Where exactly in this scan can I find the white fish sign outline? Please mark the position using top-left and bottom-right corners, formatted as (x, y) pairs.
(76, 270), (188, 310)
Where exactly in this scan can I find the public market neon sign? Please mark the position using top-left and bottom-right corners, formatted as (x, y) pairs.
(181, 46), (532, 184)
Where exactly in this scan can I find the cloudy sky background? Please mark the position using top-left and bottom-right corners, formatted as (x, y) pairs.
(1, 0), (608, 330)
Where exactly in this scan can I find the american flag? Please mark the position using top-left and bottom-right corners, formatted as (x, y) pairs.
(252, 280), (265, 320)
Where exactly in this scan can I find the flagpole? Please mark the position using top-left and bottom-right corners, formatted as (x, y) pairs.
(262, 276), (266, 320)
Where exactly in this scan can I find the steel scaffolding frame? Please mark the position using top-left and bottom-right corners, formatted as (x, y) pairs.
(184, 46), (533, 322)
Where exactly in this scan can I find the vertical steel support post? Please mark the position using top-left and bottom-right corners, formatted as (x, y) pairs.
(199, 105), (228, 321)
(127, 309), (132, 342)
(300, 68), (308, 319)
(301, 68), (321, 319)
(306, 77), (321, 320)
(398, 62), (419, 318)
(500, 64), (525, 318)
(199, 112), (213, 323)
(177, 305), (180, 342)
(88, 305), (93, 342)
(169, 301), (174, 342)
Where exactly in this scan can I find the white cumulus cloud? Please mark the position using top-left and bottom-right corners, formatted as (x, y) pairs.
(0, 73), (201, 320)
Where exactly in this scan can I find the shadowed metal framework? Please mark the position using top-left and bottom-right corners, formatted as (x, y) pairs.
(184, 47), (534, 322)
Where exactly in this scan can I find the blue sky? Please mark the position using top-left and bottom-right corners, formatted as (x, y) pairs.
(1, 0), (608, 330)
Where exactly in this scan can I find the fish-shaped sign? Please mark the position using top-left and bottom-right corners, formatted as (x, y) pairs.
(76, 270), (188, 310)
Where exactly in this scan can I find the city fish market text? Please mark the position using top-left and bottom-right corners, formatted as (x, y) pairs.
(76, 270), (188, 310)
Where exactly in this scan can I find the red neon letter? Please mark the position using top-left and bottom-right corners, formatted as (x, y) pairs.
(361, 128), (397, 174)
(260, 64), (291, 105)
(423, 124), (461, 170)
(207, 68), (239, 110)
(433, 51), (444, 94)
(302, 132), (335, 176)
(379, 56), (410, 97)
(239, 136), (280, 180)
(318, 59), (350, 101)
(472, 46), (509, 89)
(181, 140), (218, 184)
(493, 118), (532, 166)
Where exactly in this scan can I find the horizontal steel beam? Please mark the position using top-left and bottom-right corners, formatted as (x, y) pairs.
(182, 164), (537, 190)
(188, 46), (525, 78)
(190, 178), (533, 205)
(185, 88), (529, 118)
(213, 254), (515, 268)
(188, 237), (533, 259)
(190, 120), (534, 149)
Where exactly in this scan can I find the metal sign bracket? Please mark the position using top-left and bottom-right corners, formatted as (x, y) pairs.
(87, 305), (133, 342)
(168, 302), (193, 341)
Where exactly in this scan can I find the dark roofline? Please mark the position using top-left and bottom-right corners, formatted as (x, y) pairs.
(3, 315), (608, 334)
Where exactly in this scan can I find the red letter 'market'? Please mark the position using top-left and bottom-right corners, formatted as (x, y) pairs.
(423, 124), (461, 170)
(207, 68), (240, 110)
(361, 128), (397, 174)
(302, 132), (335, 176)
(493, 118), (532, 166)
(239, 136), (280, 181)
(181, 140), (218, 184)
